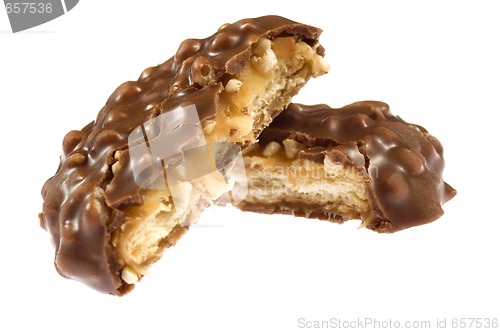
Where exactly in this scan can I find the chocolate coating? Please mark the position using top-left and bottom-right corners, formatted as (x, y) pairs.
(39, 16), (323, 295)
(252, 101), (456, 232)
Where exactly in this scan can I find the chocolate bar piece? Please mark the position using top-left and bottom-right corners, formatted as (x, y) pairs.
(39, 16), (328, 295)
(241, 101), (456, 232)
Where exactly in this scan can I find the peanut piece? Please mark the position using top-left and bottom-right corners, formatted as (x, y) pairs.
(283, 138), (306, 159)
(225, 79), (243, 93)
(121, 267), (139, 284)
(263, 141), (282, 157)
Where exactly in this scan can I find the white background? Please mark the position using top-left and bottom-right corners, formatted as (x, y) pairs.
(1, 1), (499, 331)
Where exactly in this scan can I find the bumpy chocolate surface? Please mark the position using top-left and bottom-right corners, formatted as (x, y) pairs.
(39, 16), (323, 295)
(250, 101), (456, 232)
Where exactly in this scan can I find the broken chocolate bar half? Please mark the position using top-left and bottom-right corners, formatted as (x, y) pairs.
(240, 101), (456, 232)
(39, 16), (328, 295)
